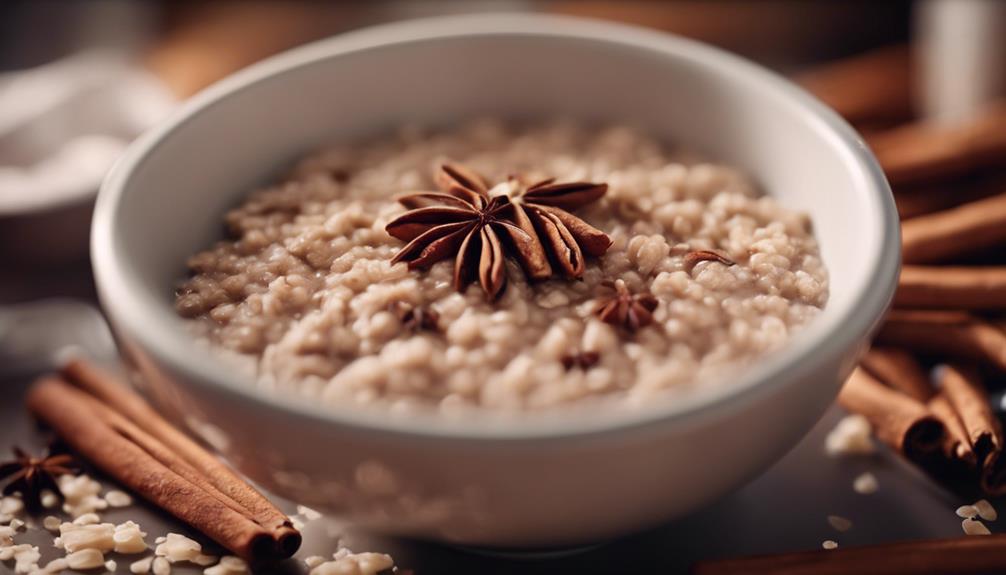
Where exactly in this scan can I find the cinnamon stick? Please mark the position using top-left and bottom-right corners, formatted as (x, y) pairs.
(875, 310), (1006, 372)
(691, 534), (1006, 575)
(937, 364), (1003, 464)
(895, 265), (1006, 309)
(927, 392), (977, 466)
(837, 368), (943, 462)
(26, 377), (277, 562)
(60, 359), (300, 557)
(794, 44), (912, 127)
(893, 180), (1003, 220)
(869, 103), (1006, 186)
(859, 347), (933, 401)
(901, 191), (1006, 264)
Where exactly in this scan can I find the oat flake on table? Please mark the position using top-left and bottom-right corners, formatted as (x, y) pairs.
(176, 120), (829, 412)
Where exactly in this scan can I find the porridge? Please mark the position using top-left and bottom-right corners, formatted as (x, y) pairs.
(175, 120), (828, 412)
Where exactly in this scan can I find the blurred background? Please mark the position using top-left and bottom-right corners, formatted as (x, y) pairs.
(0, 0), (1003, 307)
(0, 0), (915, 303)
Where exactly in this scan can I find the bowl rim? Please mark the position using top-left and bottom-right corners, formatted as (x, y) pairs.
(92, 13), (900, 442)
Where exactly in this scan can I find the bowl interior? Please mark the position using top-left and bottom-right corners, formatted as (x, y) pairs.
(94, 15), (897, 437)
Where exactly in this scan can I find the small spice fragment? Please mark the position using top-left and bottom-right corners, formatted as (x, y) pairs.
(0, 444), (78, 510)
(591, 279), (659, 332)
(561, 351), (601, 371)
(390, 302), (440, 333)
(684, 249), (736, 270)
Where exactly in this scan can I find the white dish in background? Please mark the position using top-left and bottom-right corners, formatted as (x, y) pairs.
(91, 14), (899, 548)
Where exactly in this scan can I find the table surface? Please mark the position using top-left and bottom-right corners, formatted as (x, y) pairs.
(0, 261), (980, 575)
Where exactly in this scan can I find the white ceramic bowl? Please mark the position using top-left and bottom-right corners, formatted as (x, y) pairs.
(92, 14), (898, 548)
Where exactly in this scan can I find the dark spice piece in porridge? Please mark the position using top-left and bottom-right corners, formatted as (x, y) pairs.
(684, 250), (737, 270)
(592, 279), (660, 332)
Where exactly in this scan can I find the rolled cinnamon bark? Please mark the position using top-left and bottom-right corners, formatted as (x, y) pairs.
(837, 368), (943, 462)
(60, 359), (300, 558)
(795, 44), (913, 127)
(692, 534), (1006, 575)
(895, 265), (1006, 309)
(937, 364), (1002, 464)
(927, 393), (977, 466)
(26, 377), (276, 562)
(869, 103), (1006, 186)
(875, 310), (1006, 372)
(859, 347), (933, 401)
(901, 192), (1006, 264)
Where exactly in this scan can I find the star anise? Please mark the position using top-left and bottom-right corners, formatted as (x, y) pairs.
(386, 162), (611, 300)
(386, 162), (543, 300)
(0, 444), (78, 510)
(592, 279), (659, 332)
(504, 175), (612, 278)
(389, 302), (440, 333)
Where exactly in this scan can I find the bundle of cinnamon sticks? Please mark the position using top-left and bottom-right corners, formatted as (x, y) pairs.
(695, 44), (1006, 575)
(25, 359), (301, 563)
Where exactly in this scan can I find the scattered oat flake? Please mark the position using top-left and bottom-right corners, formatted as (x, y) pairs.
(155, 532), (202, 563)
(131, 556), (154, 574)
(957, 505), (979, 519)
(42, 516), (61, 532)
(305, 555), (326, 568)
(193, 553), (218, 566)
(39, 558), (68, 573)
(12, 544), (40, 573)
(114, 521), (149, 554)
(974, 499), (998, 521)
(310, 551), (395, 575)
(963, 518), (992, 536)
(153, 556), (171, 575)
(73, 512), (101, 525)
(297, 504), (323, 521)
(822, 540), (838, 550)
(204, 555), (249, 575)
(60, 522), (116, 553)
(8, 518), (24, 531)
(825, 414), (875, 456)
(0, 496), (24, 516)
(853, 472), (879, 494)
(105, 490), (133, 507)
(66, 548), (105, 570)
(107, 559), (118, 571)
(827, 515), (853, 532)
(40, 491), (58, 509)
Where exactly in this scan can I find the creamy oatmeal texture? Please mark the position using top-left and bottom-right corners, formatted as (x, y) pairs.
(175, 121), (828, 411)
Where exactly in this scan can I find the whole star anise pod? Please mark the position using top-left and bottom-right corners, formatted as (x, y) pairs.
(592, 279), (659, 332)
(387, 162), (612, 299)
(386, 162), (544, 300)
(0, 444), (78, 510)
(504, 175), (612, 278)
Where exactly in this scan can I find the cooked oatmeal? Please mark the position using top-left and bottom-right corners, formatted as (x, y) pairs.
(175, 120), (828, 411)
